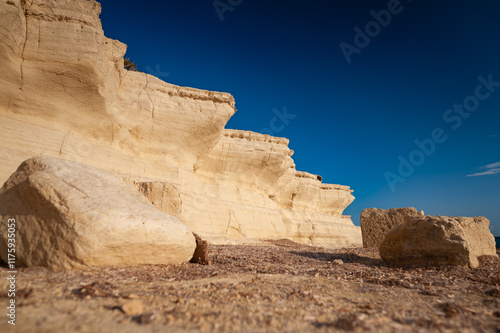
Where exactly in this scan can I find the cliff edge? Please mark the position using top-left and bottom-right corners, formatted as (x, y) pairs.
(0, 0), (361, 247)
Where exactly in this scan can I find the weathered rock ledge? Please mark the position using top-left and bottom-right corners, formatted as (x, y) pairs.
(223, 129), (289, 146)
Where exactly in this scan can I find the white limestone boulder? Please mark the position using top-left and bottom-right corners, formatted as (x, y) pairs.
(360, 207), (424, 248)
(379, 215), (497, 268)
(0, 156), (196, 270)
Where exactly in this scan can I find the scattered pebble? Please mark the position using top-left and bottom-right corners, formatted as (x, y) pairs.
(121, 300), (144, 316)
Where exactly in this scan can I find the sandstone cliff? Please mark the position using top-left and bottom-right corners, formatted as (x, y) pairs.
(0, 0), (361, 247)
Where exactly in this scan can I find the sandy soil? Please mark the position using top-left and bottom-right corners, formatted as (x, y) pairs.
(1, 240), (499, 333)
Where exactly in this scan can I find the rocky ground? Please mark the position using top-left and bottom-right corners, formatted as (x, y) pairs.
(1, 241), (499, 333)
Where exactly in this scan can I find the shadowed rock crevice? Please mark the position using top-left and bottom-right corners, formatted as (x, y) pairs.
(190, 233), (209, 265)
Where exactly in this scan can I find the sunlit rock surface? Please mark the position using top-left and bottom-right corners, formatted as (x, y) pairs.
(0, 0), (361, 248)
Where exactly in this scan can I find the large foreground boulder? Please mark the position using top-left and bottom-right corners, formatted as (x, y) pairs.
(379, 215), (497, 268)
(360, 207), (424, 248)
(0, 156), (196, 270)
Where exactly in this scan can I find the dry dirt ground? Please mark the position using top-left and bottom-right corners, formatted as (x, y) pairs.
(1, 240), (499, 333)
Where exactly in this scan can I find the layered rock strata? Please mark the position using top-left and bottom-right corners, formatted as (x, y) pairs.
(0, 0), (361, 247)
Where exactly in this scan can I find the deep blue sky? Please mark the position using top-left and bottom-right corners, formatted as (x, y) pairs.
(100, 0), (500, 234)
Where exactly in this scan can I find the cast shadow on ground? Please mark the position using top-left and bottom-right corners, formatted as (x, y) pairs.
(290, 250), (382, 267)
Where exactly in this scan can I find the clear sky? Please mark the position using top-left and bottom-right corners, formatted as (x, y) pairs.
(99, 0), (500, 234)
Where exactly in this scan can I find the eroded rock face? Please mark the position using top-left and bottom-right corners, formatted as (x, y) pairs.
(194, 129), (295, 192)
(0, 156), (196, 270)
(130, 130), (361, 247)
(0, 0), (361, 248)
(379, 215), (497, 268)
(132, 182), (183, 217)
(360, 207), (424, 248)
(0, 0), (236, 181)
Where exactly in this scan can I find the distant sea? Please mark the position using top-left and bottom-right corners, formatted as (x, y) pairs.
(496, 237), (500, 248)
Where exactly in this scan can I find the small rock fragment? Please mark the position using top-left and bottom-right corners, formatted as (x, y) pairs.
(486, 288), (500, 297)
(190, 233), (210, 265)
(132, 312), (155, 324)
(122, 300), (144, 316)
(332, 259), (344, 265)
(440, 302), (462, 318)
